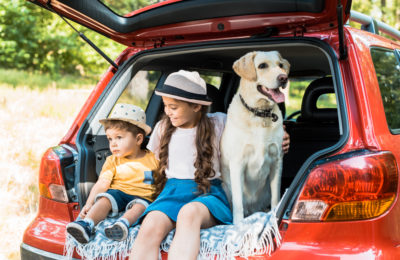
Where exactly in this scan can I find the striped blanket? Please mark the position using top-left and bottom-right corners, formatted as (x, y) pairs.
(64, 210), (281, 260)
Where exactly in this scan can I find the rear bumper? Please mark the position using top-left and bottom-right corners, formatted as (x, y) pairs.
(22, 197), (80, 258)
(267, 215), (400, 259)
(20, 243), (79, 260)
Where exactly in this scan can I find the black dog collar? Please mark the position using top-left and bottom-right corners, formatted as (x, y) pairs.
(239, 94), (278, 122)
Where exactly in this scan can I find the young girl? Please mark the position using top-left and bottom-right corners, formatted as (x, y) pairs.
(130, 70), (232, 260)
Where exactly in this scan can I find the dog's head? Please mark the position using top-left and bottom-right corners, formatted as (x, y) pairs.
(233, 51), (290, 105)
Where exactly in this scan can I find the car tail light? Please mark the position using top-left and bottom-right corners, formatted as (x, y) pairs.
(39, 147), (69, 203)
(291, 151), (398, 222)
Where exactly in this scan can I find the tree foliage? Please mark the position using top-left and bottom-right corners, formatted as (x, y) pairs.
(0, 0), (398, 78)
(352, 0), (400, 29)
(0, 0), (124, 77)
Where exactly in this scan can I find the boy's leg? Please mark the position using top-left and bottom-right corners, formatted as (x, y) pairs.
(130, 211), (174, 260)
(66, 197), (112, 244)
(168, 202), (216, 260)
(104, 203), (146, 241)
(121, 203), (146, 225)
(85, 197), (112, 225)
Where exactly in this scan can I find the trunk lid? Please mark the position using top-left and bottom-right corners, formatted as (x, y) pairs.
(31, 0), (352, 47)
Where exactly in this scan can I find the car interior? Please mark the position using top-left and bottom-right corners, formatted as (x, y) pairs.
(75, 40), (342, 205)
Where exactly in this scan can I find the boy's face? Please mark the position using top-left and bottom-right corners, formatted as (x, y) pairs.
(105, 127), (142, 159)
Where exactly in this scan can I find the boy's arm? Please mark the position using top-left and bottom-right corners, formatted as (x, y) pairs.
(79, 178), (111, 218)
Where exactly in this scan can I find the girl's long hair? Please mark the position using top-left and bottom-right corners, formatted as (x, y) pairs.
(152, 105), (215, 199)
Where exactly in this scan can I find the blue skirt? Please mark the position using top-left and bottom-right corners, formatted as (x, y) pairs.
(141, 178), (232, 225)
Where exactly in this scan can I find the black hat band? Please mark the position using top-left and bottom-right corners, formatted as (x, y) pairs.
(156, 84), (212, 102)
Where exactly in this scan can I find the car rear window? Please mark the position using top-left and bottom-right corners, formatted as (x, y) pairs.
(286, 77), (337, 119)
(100, 1), (159, 16)
(199, 71), (222, 89)
(370, 48), (400, 133)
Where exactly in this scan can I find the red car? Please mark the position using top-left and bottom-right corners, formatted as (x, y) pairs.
(21, 0), (400, 259)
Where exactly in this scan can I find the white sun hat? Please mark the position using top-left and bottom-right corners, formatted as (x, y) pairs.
(99, 103), (152, 135)
(155, 70), (212, 106)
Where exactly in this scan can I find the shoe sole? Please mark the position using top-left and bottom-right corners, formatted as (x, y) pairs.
(66, 223), (90, 244)
(104, 222), (128, 241)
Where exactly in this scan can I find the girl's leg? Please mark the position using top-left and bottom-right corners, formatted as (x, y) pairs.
(168, 202), (216, 260)
(130, 211), (174, 260)
(85, 197), (112, 225)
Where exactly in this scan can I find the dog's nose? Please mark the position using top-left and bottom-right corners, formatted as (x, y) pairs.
(278, 74), (288, 88)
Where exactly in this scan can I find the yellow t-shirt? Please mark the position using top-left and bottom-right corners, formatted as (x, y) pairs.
(99, 151), (159, 202)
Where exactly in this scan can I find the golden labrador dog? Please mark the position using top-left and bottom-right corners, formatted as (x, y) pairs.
(221, 51), (290, 223)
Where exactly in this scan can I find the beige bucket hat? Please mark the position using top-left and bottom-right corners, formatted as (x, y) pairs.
(99, 103), (152, 135)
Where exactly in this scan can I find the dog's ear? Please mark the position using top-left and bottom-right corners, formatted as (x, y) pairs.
(277, 52), (291, 73)
(281, 58), (290, 73)
(233, 52), (257, 81)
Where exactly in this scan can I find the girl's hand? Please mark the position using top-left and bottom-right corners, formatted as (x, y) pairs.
(282, 125), (290, 154)
(79, 204), (92, 218)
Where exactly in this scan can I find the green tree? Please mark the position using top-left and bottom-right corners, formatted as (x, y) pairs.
(0, 0), (125, 77)
(0, 1), (79, 75)
(352, 0), (400, 30)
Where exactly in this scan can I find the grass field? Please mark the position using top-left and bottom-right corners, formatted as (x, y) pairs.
(0, 69), (93, 259)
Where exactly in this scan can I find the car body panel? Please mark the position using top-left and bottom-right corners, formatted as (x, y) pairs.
(272, 201), (400, 259)
(32, 0), (351, 47)
(344, 28), (400, 158)
(22, 197), (77, 255)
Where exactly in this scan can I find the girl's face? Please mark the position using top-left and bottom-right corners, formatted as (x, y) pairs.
(162, 96), (202, 128)
(106, 127), (142, 159)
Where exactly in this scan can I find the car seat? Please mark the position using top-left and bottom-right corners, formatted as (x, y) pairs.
(282, 76), (340, 193)
(207, 83), (225, 113)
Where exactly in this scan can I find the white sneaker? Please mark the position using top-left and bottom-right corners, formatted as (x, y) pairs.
(104, 220), (129, 241)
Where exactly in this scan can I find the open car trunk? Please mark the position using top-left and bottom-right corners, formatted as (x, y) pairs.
(75, 36), (345, 229)
(32, 0), (351, 47)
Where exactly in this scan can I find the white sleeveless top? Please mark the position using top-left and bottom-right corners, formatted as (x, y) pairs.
(147, 112), (226, 180)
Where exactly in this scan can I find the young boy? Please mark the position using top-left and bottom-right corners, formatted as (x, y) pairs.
(66, 103), (158, 243)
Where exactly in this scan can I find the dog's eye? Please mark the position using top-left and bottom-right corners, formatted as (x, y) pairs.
(279, 63), (284, 68)
(258, 63), (268, 69)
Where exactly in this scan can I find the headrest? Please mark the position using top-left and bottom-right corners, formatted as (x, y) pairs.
(300, 77), (337, 122)
(206, 83), (225, 112)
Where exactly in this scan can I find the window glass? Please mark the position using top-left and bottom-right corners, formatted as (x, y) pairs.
(286, 78), (337, 119)
(115, 70), (161, 110)
(198, 71), (223, 112)
(100, 0), (161, 16)
(370, 48), (400, 131)
(199, 71), (222, 89)
(316, 93), (337, 109)
(286, 78), (313, 116)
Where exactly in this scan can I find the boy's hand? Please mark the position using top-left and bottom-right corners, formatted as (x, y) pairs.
(282, 125), (290, 154)
(77, 178), (111, 219)
(79, 204), (92, 218)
